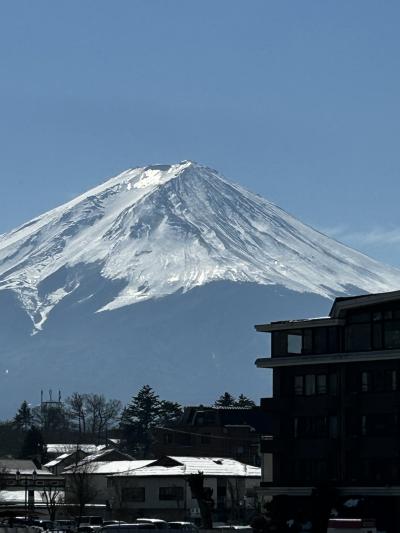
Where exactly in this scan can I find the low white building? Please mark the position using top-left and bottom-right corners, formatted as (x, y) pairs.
(108, 456), (261, 522)
(63, 460), (153, 505)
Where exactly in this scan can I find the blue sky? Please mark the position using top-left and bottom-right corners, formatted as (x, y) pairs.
(1, 1), (400, 266)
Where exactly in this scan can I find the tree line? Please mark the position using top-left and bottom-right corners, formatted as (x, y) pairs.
(3, 386), (256, 460)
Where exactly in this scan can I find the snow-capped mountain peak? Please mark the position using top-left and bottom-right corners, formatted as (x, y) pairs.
(0, 161), (399, 331)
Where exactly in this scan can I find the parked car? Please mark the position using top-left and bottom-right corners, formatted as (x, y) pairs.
(136, 520), (169, 529)
(101, 525), (159, 533)
(168, 522), (199, 532)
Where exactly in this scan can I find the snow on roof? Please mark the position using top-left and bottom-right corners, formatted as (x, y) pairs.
(0, 459), (52, 476)
(64, 460), (153, 475)
(46, 444), (106, 454)
(44, 452), (73, 468)
(0, 490), (64, 504)
(112, 456), (260, 478)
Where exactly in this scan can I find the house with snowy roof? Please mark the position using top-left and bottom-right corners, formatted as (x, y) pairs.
(62, 459), (153, 506)
(107, 456), (261, 522)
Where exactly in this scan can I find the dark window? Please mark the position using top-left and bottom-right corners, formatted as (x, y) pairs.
(384, 369), (397, 391)
(361, 413), (397, 436)
(372, 322), (383, 349)
(305, 374), (316, 396)
(293, 417), (299, 438)
(346, 323), (371, 352)
(329, 416), (338, 438)
(159, 486), (184, 501)
(316, 374), (327, 395)
(122, 487), (145, 502)
(302, 329), (313, 354)
(329, 373), (338, 395)
(314, 328), (328, 354)
(272, 331), (287, 355)
(294, 375), (304, 396)
(361, 371), (372, 392)
(384, 320), (400, 349)
(348, 312), (371, 324)
(327, 327), (339, 353)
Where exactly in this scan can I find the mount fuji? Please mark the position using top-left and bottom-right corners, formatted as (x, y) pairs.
(0, 161), (398, 415)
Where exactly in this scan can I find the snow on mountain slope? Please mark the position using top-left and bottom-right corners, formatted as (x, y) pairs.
(0, 160), (399, 330)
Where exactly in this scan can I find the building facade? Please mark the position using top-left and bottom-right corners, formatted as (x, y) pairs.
(108, 456), (261, 522)
(256, 290), (400, 532)
(152, 406), (269, 466)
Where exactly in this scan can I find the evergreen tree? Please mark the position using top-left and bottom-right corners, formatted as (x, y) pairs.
(158, 400), (183, 425)
(120, 385), (160, 457)
(20, 426), (47, 465)
(214, 392), (236, 407)
(14, 401), (33, 431)
(235, 394), (256, 407)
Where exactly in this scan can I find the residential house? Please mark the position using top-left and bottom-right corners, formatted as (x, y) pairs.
(108, 455), (261, 522)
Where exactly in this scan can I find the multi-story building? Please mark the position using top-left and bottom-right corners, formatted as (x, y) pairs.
(255, 290), (400, 532)
(152, 406), (269, 466)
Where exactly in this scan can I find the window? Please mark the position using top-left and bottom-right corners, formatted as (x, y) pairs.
(329, 373), (338, 395)
(361, 371), (371, 392)
(272, 331), (287, 355)
(293, 417), (299, 438)
(159, 486), (184, 501)
(122, 487), (145, 502)
(384, 320), (400, 349)
(302, 329), (313, 354)
(329, 416), (338, 438)
(314, 328), (328, 354)
(294, 375), (304, 396)
(316, 374), (327, 394)
(305, 374), (316, 396)
(327, 327), (339, 353)
(385, 369), (397, 391)
(346, 324), (371, 352)
(361, 415), (367, 436)
(288, 333), (302, 354)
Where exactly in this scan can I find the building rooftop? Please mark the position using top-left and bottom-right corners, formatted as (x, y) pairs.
(111, 456), (260, 478)
(255, 289), (400, 332)
(63, 459), (153, 475)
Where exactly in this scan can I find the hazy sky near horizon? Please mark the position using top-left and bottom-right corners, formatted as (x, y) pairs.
(1, 1), (400, 267)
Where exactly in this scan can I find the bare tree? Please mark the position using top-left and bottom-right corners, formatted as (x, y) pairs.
(41, 486), (64, 521)
(65, 393), (87, 435)
(66, 393), (121, 442)
(65, 458), (98, 525)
